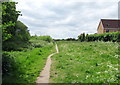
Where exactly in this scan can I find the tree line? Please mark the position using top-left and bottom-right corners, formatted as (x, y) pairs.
(54, 32), (120, 42)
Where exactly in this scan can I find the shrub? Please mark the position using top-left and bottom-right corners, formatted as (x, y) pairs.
(2, 52), (18, 76)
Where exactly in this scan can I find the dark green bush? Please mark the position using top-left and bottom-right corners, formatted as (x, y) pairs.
(2, 52), (18, 76)
(78, 33), (86, 42)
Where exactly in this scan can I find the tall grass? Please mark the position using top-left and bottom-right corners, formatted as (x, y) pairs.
(2, 36), (56, 84)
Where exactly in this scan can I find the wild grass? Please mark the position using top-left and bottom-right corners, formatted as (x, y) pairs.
(2, 36), (56, 84)
(50, 41), (119, 83)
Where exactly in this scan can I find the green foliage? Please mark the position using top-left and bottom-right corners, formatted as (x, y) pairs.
(3, 21), (30, 51)
(78, 33), (86, 42)
(2, 2), (31, 51)
(2, 2), (21, 41)
(54, 38), (77, 41)
(31, 36), (53, 42)
(66, 38), (77, 41)
(2, 21), (15, 41)
(15, 21), (30, 42)
(78, 32), (120, 42)
(2, 52), (18, 75)
(2, 2), (20, 23)
(50, 41), (119, 83)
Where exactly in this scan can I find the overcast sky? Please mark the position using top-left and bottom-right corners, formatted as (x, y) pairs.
(12, 0), (119, 39)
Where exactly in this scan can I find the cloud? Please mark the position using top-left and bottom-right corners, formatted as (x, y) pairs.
(13, 0), (119, 39)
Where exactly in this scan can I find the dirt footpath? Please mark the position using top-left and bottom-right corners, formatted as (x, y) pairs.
(36, 44), (59, 84)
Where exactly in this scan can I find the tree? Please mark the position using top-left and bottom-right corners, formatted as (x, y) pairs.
(2, 2), (21, 41)
(15, 21), (30, 42)
(85, 34), (89, 41)
(78, 33), (86, 42)
(2, 2), (30, 51)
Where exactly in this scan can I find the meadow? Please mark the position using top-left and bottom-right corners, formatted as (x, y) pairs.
(50, 41), (119, 83)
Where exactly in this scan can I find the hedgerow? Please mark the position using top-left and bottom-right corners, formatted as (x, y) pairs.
(78, 32), (120, 42)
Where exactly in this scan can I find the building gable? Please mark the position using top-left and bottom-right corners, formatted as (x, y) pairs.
(97, 21), (104, 34)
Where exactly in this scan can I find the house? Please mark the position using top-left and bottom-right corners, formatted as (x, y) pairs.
(97, 19), (120, 34)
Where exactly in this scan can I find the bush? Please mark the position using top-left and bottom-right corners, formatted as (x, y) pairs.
(78, 33), (86, 42)
(2, 52), (18, 76)
(30, 36), (53, 48)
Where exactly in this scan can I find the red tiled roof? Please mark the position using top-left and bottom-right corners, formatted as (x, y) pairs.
(101, 19), (120, 29)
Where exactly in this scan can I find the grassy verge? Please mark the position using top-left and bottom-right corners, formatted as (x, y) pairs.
(2, 36), (56, 84)
(50, 41), (119, 83)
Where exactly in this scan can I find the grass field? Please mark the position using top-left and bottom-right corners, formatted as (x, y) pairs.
(50, 41), (119, 83)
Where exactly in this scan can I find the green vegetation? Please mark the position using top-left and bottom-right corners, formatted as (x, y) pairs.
(2, 2), (30, 51)
(50, 41), (119, 83)
(3, 21), (30, 51)
(2, 36), (56, 84)
(2, 2), (21, 42)
(30, 36), (53, 48)
(78, 33), (86, 42)
(54, 38), (77, 41)
(78, 32), (120, 42)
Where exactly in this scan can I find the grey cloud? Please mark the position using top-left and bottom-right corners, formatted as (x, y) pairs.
(15, 0), (118, 39)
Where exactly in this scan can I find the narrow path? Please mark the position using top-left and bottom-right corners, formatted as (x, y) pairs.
(36, 44), (59, 84)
